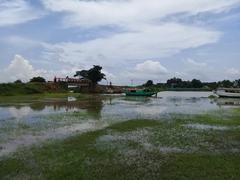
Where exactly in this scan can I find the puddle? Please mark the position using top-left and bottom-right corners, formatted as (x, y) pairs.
(68, 96), (77, 102)
(184, 123), (230, 130)
(0, 120), (108, 157)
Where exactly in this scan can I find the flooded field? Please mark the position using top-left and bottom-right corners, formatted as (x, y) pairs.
(0, 92), (240, 179)
(0, 91), (239, 156)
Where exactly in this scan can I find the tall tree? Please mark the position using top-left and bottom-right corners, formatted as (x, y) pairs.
(234, 79), (240, 87)
(191, 79), (203, 88)
(14, 79), (22, 84)
(74, 65), (106, 89)
(144, 80), (154, 87)
(167, 77), (182, 88)
(219, 80), (233, 88)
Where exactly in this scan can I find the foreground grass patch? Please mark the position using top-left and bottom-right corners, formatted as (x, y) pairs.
(107, 119), (160, 132)
(0, 113), (240, 179)
(161, 153), (240, 180)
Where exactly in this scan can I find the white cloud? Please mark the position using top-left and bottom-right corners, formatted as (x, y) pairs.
(1, 1), (239, 84)
(179, 58), (212, 81)
(185, 59), (207, 67)
(2, 36), (46, 50)
(0, 0), (44, 27)
(40, 0), (238, 83)
(0, 55), (40, 82)
(226, 68), (240, 75)
(135, 60), (168, 74)
(40, 23), (221, 84)
(225, 68), (240, 80)
(42, 23), (221, 67)
(42, 0), (240, 28)
(175, 58), (240, 82)
(118, 60), (169, 84)
(0, 54), (83, 83)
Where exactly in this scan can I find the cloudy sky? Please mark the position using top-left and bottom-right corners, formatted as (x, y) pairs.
(0, 0), (240, 85)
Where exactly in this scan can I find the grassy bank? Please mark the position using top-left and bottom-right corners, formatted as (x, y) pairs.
(0, 82), (68, 96)
(0, 109), (239, 179)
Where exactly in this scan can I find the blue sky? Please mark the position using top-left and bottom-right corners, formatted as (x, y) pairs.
(0, 0), (240, 85)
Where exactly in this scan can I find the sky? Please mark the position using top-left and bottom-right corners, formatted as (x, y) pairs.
(0, 0), (240, 85)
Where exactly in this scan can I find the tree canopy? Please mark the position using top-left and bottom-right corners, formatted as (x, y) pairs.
(165, 77), (203, 88)
(30, 76), (46, 83)
(234, 79), (240, 87)
(191, 79), (203, 88)
(74, 65), (106, 85)
(219, 80), (233, 88)
(14, 79), (22, 84)
(144, 80), (154, 87)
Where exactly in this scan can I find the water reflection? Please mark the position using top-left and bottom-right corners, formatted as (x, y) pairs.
(8, 107), (32, 119)
(2, 92), (239, 123)
(123, 96), (152, 104)
(30, 103), (46, 111)
(1, 91), (239, 156)
(214, 98), (240, 107)
(0, 96), (105, 121)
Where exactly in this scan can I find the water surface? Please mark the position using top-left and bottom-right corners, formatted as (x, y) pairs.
(0, 91), (239, 156)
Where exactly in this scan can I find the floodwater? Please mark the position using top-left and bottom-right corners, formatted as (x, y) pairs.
(0, 91), (239, 156)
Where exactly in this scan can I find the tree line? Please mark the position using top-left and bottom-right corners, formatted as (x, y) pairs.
(143, 78), (240, 90)
(9, 65), (240, 91)
(14, 76), (46, 84)
(14, 65), (105, 85)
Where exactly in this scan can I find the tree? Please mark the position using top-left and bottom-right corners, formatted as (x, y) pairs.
(74, 65), (106, 86)
(144, 80), (154, 87)
(14, 79), (22, 84)
(167, 77), (182, 88)
(191, 79), (203, 88)
(234, 79), (240, 87)
(219, 80), (233, 88)
(30, 76), (46, 83)
(204, 82), (218, 90)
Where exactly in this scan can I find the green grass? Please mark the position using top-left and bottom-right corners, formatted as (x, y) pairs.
(160, 153), (240, 180)
(0, 110), (240, 179)
(107, 119), (160, 132)
(167, 109), (240, 126)
(0, 82), (68, 96)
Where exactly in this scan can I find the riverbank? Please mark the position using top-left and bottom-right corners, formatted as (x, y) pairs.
(0, 107), (239, 179)
(0, 82), (214, 97)
(0, 82), (68, 96)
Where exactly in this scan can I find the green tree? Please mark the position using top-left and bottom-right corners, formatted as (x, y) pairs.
(30, 76), (46, 83)
(234, 79), (240, 87)
(14, 79), (22, 84)
(167, 77), (182, 88)
(144, 80), (154, 87)
(219, 80), (233, 88)
(74, 65), (106, 88)
(191, 79), (203, 88)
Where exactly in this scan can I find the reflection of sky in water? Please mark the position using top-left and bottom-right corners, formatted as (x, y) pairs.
(8, 107), (32, 119)
(102, 92), (218, 119)
(1, 91), (238, 122)
(0, 104), (83, 121)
